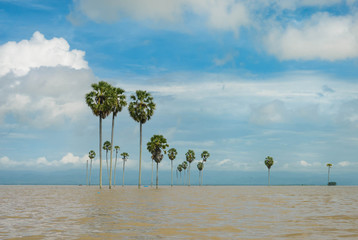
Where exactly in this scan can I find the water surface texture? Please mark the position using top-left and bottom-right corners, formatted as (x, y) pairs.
(1, 186), (358, 239)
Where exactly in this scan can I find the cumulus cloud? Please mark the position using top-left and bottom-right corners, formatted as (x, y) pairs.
(0, 31), (88, 77)
(266, 13), (358, 61)
(0, 31), (96, 127)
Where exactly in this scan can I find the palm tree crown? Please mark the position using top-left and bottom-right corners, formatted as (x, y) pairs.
(85, 81), (113, 119)
(186, 150), (195, 163)
(265, 156), (274, 169)
(197, 162), (203, 171)
(128, 90), (156, 124)
(89, 150), (96, 160)
(168, 148), (178, 161)
(201, 151), (210, 162)
(147, 135), (169, 164)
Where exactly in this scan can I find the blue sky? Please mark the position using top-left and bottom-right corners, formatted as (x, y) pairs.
(1, 0), (358, 185)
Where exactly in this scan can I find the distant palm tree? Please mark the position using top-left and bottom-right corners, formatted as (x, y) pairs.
(88, 150), (96, 186)
(103, 140), (111, 179)
(197, 161), (204, 186)
(147, 135), (169, 189)
(182, 161), (188, 185)
(86, 81), (112, 189)
(201, 151), (210, 186)
(108, 86), (127, 189)
(128, 90), (156, 189)
(177, 164), (183, 185)
(113, 146), (120, 187)
(265, 156), (274, 186)
(185, 150), (195, 186)
(168, 148), (178, 187)
(86, 156), (89, 185)
(121, 152), (129, 187)
(327, 163), (332, 184)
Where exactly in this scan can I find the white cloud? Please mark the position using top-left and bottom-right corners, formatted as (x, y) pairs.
(266, 13), (358, 61)
(70, 0), (250, 32)
(0, 31), (96, 128)
(0, 31), (88, 77)
(338, 161), (351, 167)
(250, 100), (288, 125)
(300, 160), (312, 167)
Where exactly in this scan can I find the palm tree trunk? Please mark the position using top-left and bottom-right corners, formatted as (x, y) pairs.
(138, 123), (142, 189)
(328, 167), (330, 183)
(201, 169), (204, 186)
(113, 152), (117, 187)
(99, 116), (102, 189)
(109, 113), (115, 189)
(106, 151), (109, 181)
(156, 162), (159, 189)
(122, 160), (125, 187)
(89, 159), (93, 186)
(188, 163), (191, 186)
(151, 159), (154, 188)
(268, 169), (270, 186)
(86, 159), (88, 186)
(171, 160), (173, 187)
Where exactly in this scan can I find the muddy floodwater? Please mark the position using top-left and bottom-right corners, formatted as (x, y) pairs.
(1, 185), (358, 239)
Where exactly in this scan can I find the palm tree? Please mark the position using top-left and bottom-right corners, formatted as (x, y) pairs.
(128, 90), (156, 189)
(86, 81), (112, 189)
(168, 148), (178, 187)
(147, 135), (169, 189)
(103, 140), (111, 179)
(185, 150), (195, 186)
(197, 162), (204, 186)
(265, 156), (274, 186)
(88, 150), (96, 186)
(108, 86), (127, 189)
(86, 156), (89, 186)
(121, 152), (129, 187)
(201, 150), (210, 186)
(113, 146), (120, 187)
(177, 164), (183, 185)
(182, 161), (188, 185)
(327, 163), (332, 184)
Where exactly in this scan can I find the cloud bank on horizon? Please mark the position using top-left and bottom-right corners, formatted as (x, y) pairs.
(1, 0), (358, 179)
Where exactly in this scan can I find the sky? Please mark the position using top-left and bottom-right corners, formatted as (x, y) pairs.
(1, 0), (358, 185)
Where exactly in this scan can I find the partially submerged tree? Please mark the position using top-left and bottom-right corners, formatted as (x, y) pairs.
(113, 146), (120, 187)
(86, 81), (112, 189)
(182, 161), (188, 185)
(197, 161), (204, 186)
(168, 148), (178, 187)
(88, 150), (96, 186)
(128, 90), (156, 189)
(147, 135), (169, 189)
(201, 151), (210, 186)
(265, 156), (274, 186)
(108, 86), (126, 189)
(177, 164), (183, 185)
(185, 150), (195, 186)
(121, 152), (129, 187)
(103, 140), (111, 179)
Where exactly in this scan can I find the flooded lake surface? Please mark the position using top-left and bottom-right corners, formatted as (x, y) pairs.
(1, 185), (358, 239)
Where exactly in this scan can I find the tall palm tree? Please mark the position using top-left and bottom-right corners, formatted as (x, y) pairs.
(147, 135), (169, 189)
(86, 81), (112, 189)
(185, 150), (195, 186)
(113, 146), (120, 187)
(265, 156), (274, 186)
(121, 152), (129, 187)
(107, 86), (127, 189)
(168, 148), (178, 187)
(86, 156), (89, 186)
(201, 150), (210, 186)
(103, 140), (111, 179)
(128, 90), (156, 189)
(88, 150), (96, 186)
(327, 163), (332, 184)
(197, 162), (204, 186)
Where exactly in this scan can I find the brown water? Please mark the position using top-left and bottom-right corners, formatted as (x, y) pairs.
(1, 185), (358, 239)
